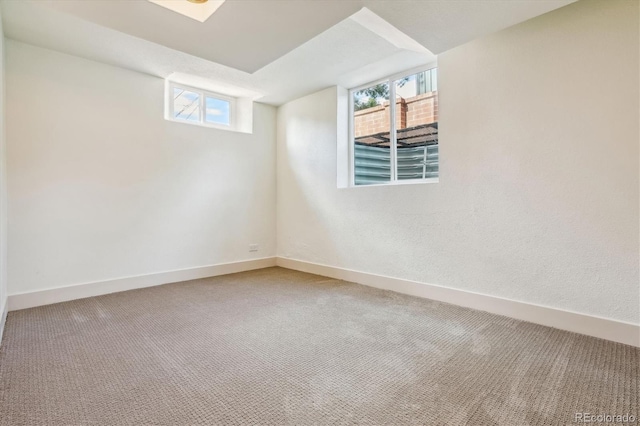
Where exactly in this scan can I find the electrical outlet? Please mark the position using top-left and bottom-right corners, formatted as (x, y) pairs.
(249, 244), (259, 252)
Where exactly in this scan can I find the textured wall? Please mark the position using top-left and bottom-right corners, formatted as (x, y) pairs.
(0, 9), (6, 317)
(7, 41), (277, 294)
(277, 0), (639, 324)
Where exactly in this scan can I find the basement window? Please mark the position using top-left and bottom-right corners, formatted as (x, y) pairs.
(349, 67), (438, 186)
(167, 82), (234, 130)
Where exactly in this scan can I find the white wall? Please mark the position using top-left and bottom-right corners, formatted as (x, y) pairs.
(7, 41), (276, 295)
(277, 0), (639, 324)
(0, 9), (7, 321)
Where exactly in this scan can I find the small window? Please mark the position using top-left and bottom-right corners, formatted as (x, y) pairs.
(167, 83), (235, 130)
(350, 67), (438, 186)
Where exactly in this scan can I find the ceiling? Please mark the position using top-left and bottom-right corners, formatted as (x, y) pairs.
(0, 0), (575, 105)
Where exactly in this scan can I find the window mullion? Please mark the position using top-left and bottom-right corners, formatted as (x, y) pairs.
(169, 83), (175, 119)
(199, 92), (205, 124)
(349, 90), (356, 187)
(389, 79), (397, 182)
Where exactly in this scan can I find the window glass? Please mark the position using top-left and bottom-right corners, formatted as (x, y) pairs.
(352, 82), (391, 186)
(394, 70), (438, 181)
(205, 97), (231, 126)
(173, 88), (200, 122)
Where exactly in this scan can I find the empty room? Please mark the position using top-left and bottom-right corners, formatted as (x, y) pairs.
(0, 0), (638, 424)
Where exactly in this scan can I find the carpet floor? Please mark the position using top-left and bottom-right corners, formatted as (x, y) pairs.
(0, 267), (637, 425)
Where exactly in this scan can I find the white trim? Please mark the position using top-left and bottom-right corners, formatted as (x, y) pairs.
(8, 257), (277, 311)
(276, 257), (640, 347)
(336, 86), (350, 189)
(347, 86), (355, 187)
(348, 62), (438, 94)
(389, 80), (397, 181)
(0, 299), (7, 347)
(340, 177), (439, 189)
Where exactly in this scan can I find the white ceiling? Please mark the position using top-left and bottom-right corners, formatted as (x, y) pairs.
(0, 0), (575, 105)
(147, 0), (227, 23)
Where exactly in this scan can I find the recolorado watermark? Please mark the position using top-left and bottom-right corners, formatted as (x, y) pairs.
(574, 413), (637, 423)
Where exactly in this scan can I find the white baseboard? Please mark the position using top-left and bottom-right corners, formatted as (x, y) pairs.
(0, 298), (7, 346)
(8, 257), (277, 311)
(276, 257), (640, 347)
(7, 256), (638, 347)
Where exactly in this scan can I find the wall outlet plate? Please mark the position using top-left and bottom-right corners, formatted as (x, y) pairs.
(249, 244), (259, 252)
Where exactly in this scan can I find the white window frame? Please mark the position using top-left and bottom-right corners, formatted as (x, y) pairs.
(348, 64), (439, 187)
(166, 82), (236, 131)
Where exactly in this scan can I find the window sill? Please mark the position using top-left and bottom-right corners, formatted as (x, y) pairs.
(343, 177), (439, 188)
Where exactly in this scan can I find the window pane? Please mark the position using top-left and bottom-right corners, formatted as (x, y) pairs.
(353, 82), (391, 186)
(395, 69), (438, 180)
(173, 88), (200, 122)
(205, 97), (231, 126)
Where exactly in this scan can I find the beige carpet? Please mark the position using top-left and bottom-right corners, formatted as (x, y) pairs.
(0, 267), (637, 425)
